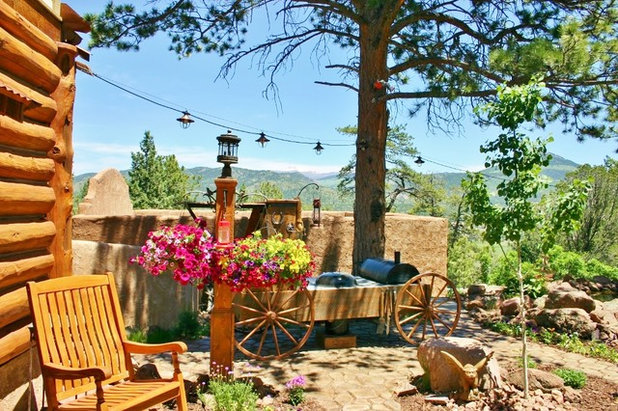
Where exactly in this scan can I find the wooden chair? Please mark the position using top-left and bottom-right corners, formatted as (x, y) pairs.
(27, 273), (188, 410)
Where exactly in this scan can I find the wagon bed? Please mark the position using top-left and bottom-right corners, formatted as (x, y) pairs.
(233, 272), (461, 360)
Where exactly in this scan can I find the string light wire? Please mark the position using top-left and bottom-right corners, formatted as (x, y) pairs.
(81, 66), (558, 183)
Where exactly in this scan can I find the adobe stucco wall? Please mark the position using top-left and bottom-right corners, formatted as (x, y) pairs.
(72, 211), (448, 328)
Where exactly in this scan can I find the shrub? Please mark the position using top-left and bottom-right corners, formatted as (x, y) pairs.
(447, 237), (492, 288)
(126, 327), (147, 343)
(489, 252), (546, 298)
(585, 258), (618, 282)
(175, 310), (208, 340)
(553, 368), (587, 388)
(547, 246), (587, 280)
(208, 377), (258, 411)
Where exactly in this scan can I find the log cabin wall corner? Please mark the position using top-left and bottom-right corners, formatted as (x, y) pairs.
(0, 0), (89, 404)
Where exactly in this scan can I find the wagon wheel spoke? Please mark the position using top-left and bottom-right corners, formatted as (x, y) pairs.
(432, 298), (451, 309)
(235, 316), (265, 327)
(235, 288), (315, 360)
(395, 272), (462, 345)
(429, 275), (436, 302)
(417, 281), (428, 306)
(398, 304), (424, 312)
(246, 289), (268, 313)
(278, 303), (311, 316)
(405, 313), (425, 340)
(271, 323), (281, 357)
(238, 319), (267, 347)
(429, 315), (439, 337)
(404, 288), (424, 306)
(433, 312), (454, 334)
(430, 282), (448, 306)
(277, 288), (300, 310)
(277, 316), (311, 328)
(256, 324), (269, 357)
(421, 315), (428, 340)
(274, 320), (298, 345)
(232, 304), (266, 316)
(398, 311), (424, 326)
(434, 308), (457, 315)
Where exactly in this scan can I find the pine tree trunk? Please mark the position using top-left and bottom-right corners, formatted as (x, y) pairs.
(352, 16), (389, 271)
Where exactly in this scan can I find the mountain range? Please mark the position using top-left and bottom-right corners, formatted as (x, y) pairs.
(74, 153), (580, 212)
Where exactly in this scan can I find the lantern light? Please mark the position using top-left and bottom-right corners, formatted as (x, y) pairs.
(414, 156), (425, 165)
(255, 132), (270, 147)
(176, 111), (194, 129)
(313, 141), (324, 155)
(216, 130), (241, 177)
(217, 218), (231, 244)
(312, 198), (321, 227)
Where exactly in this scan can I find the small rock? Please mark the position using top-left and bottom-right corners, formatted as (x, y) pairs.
(562, 386), (582, 403)
(468, 284), (487, 297)
(551, 388), (564, 404)
(501, 297), (522, 316)
(394, 381), (418, 397)
(425, 394), (450, 405)
(467, 299), (485, 310)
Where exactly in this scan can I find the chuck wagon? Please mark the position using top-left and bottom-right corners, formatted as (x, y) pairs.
(187, 193), (462, 361)
(232, 255), (462, 361)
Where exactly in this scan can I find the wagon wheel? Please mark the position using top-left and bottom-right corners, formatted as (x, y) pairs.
(394, 272), (461, 344)
(232, 286), (315, 361)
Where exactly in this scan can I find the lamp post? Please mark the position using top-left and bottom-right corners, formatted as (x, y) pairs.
(211, 130), (240, 374)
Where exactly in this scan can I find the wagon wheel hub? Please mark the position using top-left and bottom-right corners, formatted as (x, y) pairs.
(266, 310), (277, 320)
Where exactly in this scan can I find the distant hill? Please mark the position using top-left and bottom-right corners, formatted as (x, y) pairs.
(433, 153), (579, 196)
(73, 153), (579, 212)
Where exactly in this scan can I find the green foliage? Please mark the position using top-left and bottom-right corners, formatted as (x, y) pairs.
(488, 323), (618, 364)
(208, 377), (258, 411)
(125, 310), (208, 343)
(288, 387), (305, 406)
(488, 253), (547, 298)
(547, 245), (588, 280)
(337, 124), (444, 214)
(125, 327), (147, 343)
(559, 158), (618, 266)
(256, 181), (283, 200)
(174, 311), (209, 340)
(518, 356), (538, 370)
(447, 237), (492, 288)
(128, 131), (199, 209)
(73, 177), (90, 214)
(553, 368), (587, 389)
(546, 245), (618, 281)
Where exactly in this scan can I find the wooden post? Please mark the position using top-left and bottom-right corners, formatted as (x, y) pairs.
(210, 176), (237, 374)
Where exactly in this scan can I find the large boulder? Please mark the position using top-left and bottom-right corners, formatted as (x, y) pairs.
(545, 286), (596, 313)
(417, 337), (502, 394)
(535, 308), (596, 338)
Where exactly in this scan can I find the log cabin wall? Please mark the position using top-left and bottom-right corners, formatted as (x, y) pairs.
(0, 0), (88, 386)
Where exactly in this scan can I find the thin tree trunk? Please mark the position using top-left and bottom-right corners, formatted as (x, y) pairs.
(517, 243), (529, 398)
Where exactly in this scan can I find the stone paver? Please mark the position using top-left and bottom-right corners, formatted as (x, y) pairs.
(138, 310), (618, 410)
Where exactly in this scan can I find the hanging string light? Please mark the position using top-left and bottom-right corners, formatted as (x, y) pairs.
(176, 111), (195, 128)
(414, 156), (425, 165)
(255, 132), (270, 147)
(314, 141), (324, 155)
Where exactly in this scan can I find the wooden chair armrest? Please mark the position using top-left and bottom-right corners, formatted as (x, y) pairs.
(42, 363), (111, 381)
(124, 341), (188, 355)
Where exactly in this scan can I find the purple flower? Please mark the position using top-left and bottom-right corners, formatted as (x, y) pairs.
(286, 375), (306, 389)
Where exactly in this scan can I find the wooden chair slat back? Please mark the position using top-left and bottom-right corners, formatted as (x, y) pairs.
(27, 274), (130, 400)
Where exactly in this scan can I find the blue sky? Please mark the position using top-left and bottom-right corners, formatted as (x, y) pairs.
(70, 1), (615, 177)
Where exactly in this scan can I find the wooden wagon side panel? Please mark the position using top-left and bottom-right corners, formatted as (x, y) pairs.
(0, 0), (88, 372)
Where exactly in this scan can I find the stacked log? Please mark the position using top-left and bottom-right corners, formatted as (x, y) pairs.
(0, 0), (88, 367)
